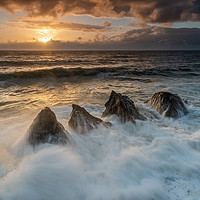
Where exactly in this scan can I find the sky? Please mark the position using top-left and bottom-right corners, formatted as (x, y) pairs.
(0, 0), (200, 50)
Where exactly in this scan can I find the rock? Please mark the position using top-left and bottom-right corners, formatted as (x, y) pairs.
(102, 91), (146, 123)
(146, 91), (188, 118)
(184, 99), (188, 104)
(28, 107), (69, 147)
(68, 104), (111, 134)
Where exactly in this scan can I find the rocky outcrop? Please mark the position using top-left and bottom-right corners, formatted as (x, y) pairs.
(146, 91), (188, 118)
(102, 91), (146, 123)
(28, 107), (69, 147)
(68, 104), (111, 134)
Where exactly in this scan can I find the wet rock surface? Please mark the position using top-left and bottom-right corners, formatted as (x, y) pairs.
(102, 91), (146, 123)
(68, 104), (111, 134)
(28, 107), (69, 147)
(146, 91), (188, 118)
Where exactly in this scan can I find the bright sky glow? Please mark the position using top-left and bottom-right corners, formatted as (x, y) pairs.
(38, 37), (52, 43)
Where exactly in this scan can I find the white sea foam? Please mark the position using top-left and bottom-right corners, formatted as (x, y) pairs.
(0, 104), (200, 200)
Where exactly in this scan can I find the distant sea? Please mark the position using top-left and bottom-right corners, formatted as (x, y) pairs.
(0, 50), (200, 200)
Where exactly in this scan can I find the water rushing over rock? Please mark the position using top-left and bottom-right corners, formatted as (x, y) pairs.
(102, 91), (146, 123)
(28, 107), (69, 147)
(146, 91), (188, 118)
(68, 104), (111, 134)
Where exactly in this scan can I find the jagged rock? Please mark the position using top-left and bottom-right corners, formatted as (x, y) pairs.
(102, 91), (146, 123)
(146, 91), (188, 118)
(68, 104), (111, 134)
(28, 107), (69, 147)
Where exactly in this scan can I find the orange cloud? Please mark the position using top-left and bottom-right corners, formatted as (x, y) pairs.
(103, 21), (112, 27)
(13, 20), (110, 32)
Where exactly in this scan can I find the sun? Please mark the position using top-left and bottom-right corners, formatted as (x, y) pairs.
(36, 29), (55, 43)
(39, 36), (51, 43)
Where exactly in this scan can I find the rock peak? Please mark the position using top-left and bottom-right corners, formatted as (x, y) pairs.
(28, 107), (69, 147)
(102, 91), (146, 123)
(146, 91), (188, 118)
(68, 104), (111, 134)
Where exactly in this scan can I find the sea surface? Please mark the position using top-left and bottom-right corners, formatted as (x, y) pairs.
(0, 50), (200, 200)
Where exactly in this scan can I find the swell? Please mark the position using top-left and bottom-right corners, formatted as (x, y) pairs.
(0, 59), (105, 67)
(0, 66), (199, 82)
(0, 67), (125, 81)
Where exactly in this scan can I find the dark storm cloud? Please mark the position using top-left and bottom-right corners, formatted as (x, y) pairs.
(114, 26), (200, 49)
(0, 0), (200, 23)
(1, 27), (200, 50)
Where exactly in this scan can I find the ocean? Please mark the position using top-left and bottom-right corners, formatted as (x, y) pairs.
(0, 50), (200, 200)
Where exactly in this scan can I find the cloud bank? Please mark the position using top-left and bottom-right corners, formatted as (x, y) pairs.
(0, 0), (200, 23)
(1, 27), (200, 50)
(20, 20), (109, 32)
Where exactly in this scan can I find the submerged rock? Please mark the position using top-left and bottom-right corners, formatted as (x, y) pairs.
(28, 107), (69, 147)
(102, 91), (146, 123)
(68, 104), (111, 134)
(146, 91), (188, 118)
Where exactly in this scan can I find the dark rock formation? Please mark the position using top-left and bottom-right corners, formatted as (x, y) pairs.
(102, 91), (146, 123)
(28, 107), (69, 147)
(146, 91), (188, 118)
(68, 104), (111, 134)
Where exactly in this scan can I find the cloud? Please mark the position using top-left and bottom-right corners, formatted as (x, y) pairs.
(103, 21), (112, 26)
(15, 20), (110, 32)
(94, 33), (108, 42)
(77, 36), (82, 40)
(113, 26), (200, 49)
(0, 27), (200, 50)
(0, 0), (200, 23)
(125, 22), (151, 28)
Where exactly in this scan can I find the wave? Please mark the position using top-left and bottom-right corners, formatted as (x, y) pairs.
(0, 65), (199, 82)
(0, 59), (106, 67)
(0, 67), (125, 81)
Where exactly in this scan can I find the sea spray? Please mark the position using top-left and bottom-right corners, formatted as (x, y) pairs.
(0, 105), (200, 199)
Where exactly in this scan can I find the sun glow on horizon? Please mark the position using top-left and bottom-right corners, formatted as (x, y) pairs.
(39, 36), (52, 43)
(37, 29), (54, 43)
